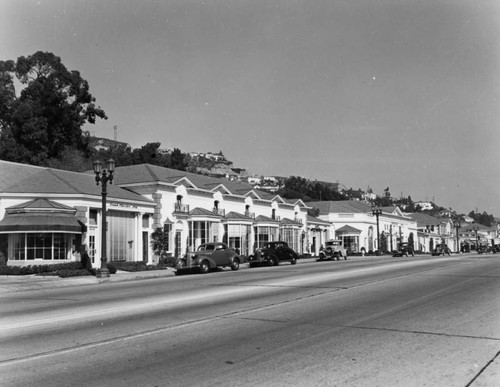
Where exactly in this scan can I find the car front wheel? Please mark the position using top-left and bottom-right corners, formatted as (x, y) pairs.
(231, 258), (240, 271)
(199, 260), (210, 274)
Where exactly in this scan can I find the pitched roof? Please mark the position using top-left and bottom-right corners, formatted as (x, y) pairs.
(336, 225), (362, 234)
(188, 207), (221, 217)
(113, 164), (298, 204)
(0, 160), (153, 203)
(408, 213), (443, 227)
(306, 215), (331, 226)
(225, 211), (254, 221)
(306, 200), (373, 215)
(255, 215), (280, 223)
(280, 217), (302, 225)
(6, 198), (76, 213)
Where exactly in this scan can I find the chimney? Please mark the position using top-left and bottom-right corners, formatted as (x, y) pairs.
(114, 125), (117, 141)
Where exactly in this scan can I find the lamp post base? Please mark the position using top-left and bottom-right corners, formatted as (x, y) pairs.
(96, 267), (110, 278)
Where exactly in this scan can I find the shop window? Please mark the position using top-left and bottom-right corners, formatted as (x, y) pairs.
(163, 223), (172, 251)
(10, 233), (71, 261)
(89, 209), (98, 226)
(142, 214), (150, 228)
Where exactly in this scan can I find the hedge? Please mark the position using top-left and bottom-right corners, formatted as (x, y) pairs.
(107, 261), (171, 272)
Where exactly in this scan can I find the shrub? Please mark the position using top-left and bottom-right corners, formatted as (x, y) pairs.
(106, 263), (118, 274)
(0, 261), (92, 276)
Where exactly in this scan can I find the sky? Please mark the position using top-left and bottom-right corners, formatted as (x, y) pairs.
(1, 0), (499, 215)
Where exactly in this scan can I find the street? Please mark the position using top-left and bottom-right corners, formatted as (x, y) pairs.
(0, 254), (499, 386)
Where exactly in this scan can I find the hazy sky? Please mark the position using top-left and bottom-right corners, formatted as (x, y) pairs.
(1, 0), (499, 215)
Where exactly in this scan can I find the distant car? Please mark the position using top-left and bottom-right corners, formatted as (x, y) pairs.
(175, 242), (241, 274)
(319, 239), (347, 261)
(248, 241), (299, 267)
(392, 242), (414, 257)
(432, 244), (451, 256)
(487, 244), (500, 254)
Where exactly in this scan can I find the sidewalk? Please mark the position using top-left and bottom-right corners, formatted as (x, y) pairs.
(0, 268), (177, 294)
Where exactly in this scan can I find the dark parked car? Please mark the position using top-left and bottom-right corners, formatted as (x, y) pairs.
(318, 239), (347, 261)
(175, 242), (241, 274)
(487, 244), (500, 254)
(248, 241), (299, 267)
(392, 242), (414, 257)
(432, 244), (451, 256)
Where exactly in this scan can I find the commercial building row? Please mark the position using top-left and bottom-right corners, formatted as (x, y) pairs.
(0, 161), (496, 267)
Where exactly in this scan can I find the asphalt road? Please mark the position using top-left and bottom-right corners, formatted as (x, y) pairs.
(0, 254), (499, 386)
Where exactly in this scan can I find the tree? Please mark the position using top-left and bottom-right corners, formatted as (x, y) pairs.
(408, 232), (415, 252)
(151, 227), (173, 264)
(170, 148), (188, 171)
(0, 51), (107, 165)
(132, 142), (164, 165)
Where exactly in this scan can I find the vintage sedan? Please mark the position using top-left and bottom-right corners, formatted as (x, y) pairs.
(432, 244), (451, 256)
(392, 242), (415, 257)
(318, 239), (347, 261)
(175, 242), (241, 274)
(248, 241), (299, 267)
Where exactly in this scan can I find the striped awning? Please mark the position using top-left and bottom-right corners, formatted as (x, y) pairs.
(0, 212), (84, 234)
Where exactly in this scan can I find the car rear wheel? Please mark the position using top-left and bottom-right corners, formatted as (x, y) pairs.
(199, 260), (210, 274)
(231, 258), (240, 271)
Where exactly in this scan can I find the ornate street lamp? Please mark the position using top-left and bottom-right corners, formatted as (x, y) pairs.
(472, 225), (480, 252)
(453, 220), (461, 253)
(371, 205), (382, 255)
(93, 159), (115, 278)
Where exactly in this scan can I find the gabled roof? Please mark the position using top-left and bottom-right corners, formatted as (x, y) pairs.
(245, 190), (263, 199)
(171, 177), (197, 188)
(188, 207), (221, 217)
(255, 215), (280, 223)
(0, 160), (153, 203)
(225, 211), (254, 221)
(336, 225), (362, 234)
(280, 217), (302, 226)
(382, 206), (404, 216)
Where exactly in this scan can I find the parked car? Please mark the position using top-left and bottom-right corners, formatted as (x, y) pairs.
(392, 242), (414, 257)
(175, 242), (241, 274)
(248, 241), (299, 267)
(318, 239), (347, 261)
(487, 244), (500, 254)
(432, 244), (451, 256)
